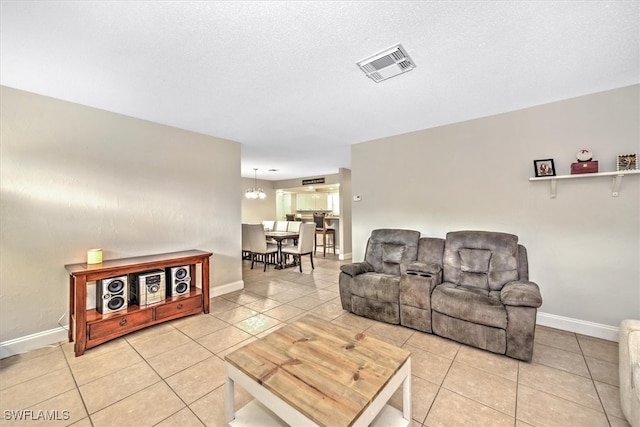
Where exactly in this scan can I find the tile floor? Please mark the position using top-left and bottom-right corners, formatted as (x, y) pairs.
(0, 255), (629, 427)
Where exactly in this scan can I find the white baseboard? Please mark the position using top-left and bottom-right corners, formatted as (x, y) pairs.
(537, 311), (619, 342)
(211, 280), (244, 297)
(0, 327), (69, 359)
(339, 253), (352, 261)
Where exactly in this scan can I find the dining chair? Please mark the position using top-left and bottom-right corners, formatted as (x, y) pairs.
(313, 213), (335, 256)
(287, 221), (301, 232)
(247, 224), (278, 271)
(274, 221), (289, 232)
(280, 220), (301, 247)
(281, 223), (315, 272)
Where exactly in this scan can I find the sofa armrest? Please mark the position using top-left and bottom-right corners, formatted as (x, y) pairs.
(629, 328), (640, 400)
(501, 281), (542, 308)
(340, 262), (374, 278)
(619, 319), (640, 425)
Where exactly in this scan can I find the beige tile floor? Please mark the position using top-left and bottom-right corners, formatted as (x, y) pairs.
(0, 255), (629, 427)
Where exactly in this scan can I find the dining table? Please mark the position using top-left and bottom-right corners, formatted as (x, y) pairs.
(264, 231), (299, 269)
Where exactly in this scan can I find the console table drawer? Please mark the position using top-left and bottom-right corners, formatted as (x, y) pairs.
(89, 309), (153, 340)
(156, 295), (202, 320)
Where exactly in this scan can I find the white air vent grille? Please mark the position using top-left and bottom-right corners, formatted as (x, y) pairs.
(357, 44), (416, 83)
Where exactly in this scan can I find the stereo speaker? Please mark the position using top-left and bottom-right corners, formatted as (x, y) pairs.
(96, 276), (128, 314)
(166, 265), (191, 296)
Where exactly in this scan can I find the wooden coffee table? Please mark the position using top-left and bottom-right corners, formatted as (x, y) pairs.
(224, 315), (411, 426)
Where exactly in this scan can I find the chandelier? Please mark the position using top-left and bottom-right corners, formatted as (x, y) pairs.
(245, 168), (266, 199)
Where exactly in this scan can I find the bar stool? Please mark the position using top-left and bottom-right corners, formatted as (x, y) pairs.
(313, 213), (335, 256)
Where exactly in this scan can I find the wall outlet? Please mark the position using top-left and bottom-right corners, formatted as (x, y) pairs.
(353, 195), (362, 202)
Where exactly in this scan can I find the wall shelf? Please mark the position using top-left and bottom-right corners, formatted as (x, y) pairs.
(529, 170), (640, 198)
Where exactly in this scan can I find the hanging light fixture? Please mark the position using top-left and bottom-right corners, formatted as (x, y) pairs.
(245, 168), (266, 199)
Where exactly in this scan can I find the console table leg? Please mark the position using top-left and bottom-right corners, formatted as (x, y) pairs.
(68, 276), (75, 342)
(74, 275), (87, 357)
(202, 257), (210, 314)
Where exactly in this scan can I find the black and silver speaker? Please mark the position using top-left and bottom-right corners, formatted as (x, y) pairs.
(96, 276), (128, 314)
(166, 265), (191, 297)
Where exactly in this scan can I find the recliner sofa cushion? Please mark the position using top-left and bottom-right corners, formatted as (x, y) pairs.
(365, 229), (420, 275)
(417, 237), (446, 265)
(352, 295), (399, 324)
(432, 311), (506, 354)
(459, 271), (490, 290)
(431, 282), (508, 329)
(350, 273), (400, 303)
(444, 231), (519, 292)
(459, 248), (492, 273)
(383, 243), (406, 264)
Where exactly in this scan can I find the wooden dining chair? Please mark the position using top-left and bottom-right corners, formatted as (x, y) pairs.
(313, 213), (335, 256)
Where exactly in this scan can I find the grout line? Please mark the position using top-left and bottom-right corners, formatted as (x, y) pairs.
(514, 360), (520, 426)
(578, 337), (616, 426)
(41, 345), (94, 426)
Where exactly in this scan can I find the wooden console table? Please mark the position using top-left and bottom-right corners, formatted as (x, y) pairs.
(65, 249), (212, 357)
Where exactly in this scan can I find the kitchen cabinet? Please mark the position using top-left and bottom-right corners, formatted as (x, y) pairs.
(296, 193), (328, 210)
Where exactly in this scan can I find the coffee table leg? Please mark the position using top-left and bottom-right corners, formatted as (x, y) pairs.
(225, 372), (235, 424)
(403, 370), (411, 422)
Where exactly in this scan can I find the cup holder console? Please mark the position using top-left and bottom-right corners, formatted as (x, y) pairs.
(406, 270), (432, 278)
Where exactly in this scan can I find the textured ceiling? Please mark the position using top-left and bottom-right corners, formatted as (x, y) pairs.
(1, 1), (638, 180)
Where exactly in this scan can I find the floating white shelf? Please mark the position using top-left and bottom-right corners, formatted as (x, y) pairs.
(529, 170), (640, 198)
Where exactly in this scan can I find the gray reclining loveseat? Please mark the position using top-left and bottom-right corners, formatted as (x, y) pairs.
(339, 229), (543, 361)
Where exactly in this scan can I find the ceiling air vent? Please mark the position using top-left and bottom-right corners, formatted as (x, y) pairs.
(357, 44), (416, 83)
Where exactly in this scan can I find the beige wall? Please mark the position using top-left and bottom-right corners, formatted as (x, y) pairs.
(0, 86), (243, 344)
(338, 167), (352, 259)
(240, 177), (277, 223)
(352, 85), (639, 335)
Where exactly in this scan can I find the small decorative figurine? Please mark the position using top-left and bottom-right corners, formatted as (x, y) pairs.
(576, 149), (593, 162)
(571, 149), (598, 174)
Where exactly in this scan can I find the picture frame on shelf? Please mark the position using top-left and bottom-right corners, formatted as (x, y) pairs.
(533, 159), (556, 177)
(616, 153), (638, 171)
